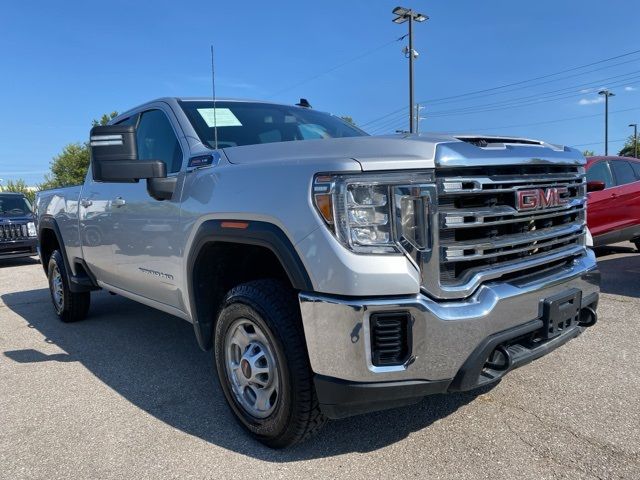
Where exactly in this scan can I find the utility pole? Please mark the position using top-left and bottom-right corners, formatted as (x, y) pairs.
(598, 89), (615, 155)
(392, 6), (428, 134)
(629, 123), (638, 158)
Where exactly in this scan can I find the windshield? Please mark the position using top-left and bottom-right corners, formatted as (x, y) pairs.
(179, 101), (366, 149)
(0, 195), (32, 217)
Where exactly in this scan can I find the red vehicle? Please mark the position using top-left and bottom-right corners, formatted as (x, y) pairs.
(586, 156), (640, 249)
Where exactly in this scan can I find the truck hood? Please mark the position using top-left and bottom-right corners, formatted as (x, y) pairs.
(222, 133), (583, 171)
(0, 214), (34, 222)
(222, 134), (459, 171)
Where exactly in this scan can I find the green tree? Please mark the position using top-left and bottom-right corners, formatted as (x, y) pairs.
(40, 112), (118, 189)
(582, 149), (596, 157)
(340, 115), (356, 126)
(618, 134), (639, 158)
(1, 179), (36, 204)
(92, 111), (119, 127)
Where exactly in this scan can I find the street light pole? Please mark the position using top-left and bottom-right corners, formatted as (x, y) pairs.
(629, 123), (638, 158)
(598, 89), (615, 155)
(393, 6), (428, 134)
(408, 15), (414, 133)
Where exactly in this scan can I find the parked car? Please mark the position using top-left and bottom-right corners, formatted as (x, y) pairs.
(0, 192), (37, 259)
(36, 98), (600, 447)
(586, 156), (640, 249)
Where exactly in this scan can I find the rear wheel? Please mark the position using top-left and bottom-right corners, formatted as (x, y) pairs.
(47, 250), (90, 322)
(214, 279), (326, 448)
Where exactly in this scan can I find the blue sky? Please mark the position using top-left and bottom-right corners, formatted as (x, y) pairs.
(1, 0), (639, 185)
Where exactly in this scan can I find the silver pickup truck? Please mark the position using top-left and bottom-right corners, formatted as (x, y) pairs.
(36, 97), (600, 447)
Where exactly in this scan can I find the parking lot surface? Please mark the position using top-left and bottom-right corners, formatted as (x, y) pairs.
(1, 245), (639, 480)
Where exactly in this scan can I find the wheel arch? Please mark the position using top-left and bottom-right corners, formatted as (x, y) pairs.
(38, 216), (69, 275)
(187, 220), (313, 351)
(38, 215), (98, 292)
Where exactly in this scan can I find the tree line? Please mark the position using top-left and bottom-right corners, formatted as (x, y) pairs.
(1, 112), (118, 203)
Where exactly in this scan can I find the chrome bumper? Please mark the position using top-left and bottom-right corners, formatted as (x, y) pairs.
(299, 250), (599, 383)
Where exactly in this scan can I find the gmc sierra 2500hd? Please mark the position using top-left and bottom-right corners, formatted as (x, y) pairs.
(36, 98), (600, 448)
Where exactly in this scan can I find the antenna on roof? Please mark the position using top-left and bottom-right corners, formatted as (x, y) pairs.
(210, 45), (219, 150)
(296, 98), (312, 108)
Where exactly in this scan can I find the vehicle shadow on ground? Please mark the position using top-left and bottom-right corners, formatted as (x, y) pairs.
(593, 245), (640, 299)
(0, 256), (39, 268)
(1, 287), (487, 461)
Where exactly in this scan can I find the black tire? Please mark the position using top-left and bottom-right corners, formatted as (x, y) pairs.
(47, 250), (90, 322)
(214, 279), (326, 448)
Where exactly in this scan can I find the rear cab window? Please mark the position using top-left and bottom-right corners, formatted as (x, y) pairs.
(610, 160), (637, 186)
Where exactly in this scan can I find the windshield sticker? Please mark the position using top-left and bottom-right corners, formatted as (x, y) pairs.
(197, 108), (242, 127)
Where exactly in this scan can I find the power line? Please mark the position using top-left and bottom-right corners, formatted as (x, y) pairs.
(360, 48), (640, 127)
(458, 106), (640, 133)
(266, 35), (407, 99)
(422, 75), (640, 119)
(367, 70), (640, 128)
(372, 103), (640, 136)
(423, 70), (640, 117)
(422, 57), (640, 108)
(369, 77), (640, 134)
(571, 138), (627, 147)
(419, 49), (640, 104)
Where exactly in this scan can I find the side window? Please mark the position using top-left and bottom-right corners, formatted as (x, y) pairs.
(136, 110), (183, 174)
(631, 161), (640, 181)
(586, 161), (613, 188)
(115, 115), (138, 126)
(610, 160), (637, 186)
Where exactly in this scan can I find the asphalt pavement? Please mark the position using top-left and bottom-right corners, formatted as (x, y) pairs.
(1, 245), (639, 479)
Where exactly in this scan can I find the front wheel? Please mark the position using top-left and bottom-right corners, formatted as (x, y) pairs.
(214, 279), (326, 448)
(47, 250), (90, 322)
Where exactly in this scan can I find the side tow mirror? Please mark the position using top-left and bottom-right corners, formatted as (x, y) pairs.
(586, 180), (605, 192)
(90, 125), (166, 183)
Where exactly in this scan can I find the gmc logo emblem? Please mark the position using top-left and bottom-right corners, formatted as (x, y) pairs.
(516, 187), (569, 211)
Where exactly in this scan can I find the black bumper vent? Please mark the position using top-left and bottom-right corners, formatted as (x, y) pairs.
(370, 312), (412, 367)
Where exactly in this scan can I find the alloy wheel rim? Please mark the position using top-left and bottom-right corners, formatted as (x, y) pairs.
(224, 318), (280, 419)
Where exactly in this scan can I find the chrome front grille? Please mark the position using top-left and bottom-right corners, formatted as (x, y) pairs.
(0, 223), (28, 241)
(425, 164), (587, 298)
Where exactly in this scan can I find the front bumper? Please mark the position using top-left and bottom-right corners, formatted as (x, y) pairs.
(299, 250), (600, 418)
(0, 238), (38, 259)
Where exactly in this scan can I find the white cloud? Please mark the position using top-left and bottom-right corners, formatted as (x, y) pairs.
(578, 97), (605, 106)
(580, 88), (593, 94)
(625, 86), (637, 92)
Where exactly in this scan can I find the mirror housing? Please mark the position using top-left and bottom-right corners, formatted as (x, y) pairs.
(90, 125), (166, 182)
(586, 180), (605, 192)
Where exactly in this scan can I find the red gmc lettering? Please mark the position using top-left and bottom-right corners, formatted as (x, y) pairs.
(517, 187), (569, 210)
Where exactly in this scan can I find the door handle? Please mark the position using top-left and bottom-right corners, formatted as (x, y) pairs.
(112, 197), (126, 207)
(610, 192), (618, 198)
(80, 199), (92, 208)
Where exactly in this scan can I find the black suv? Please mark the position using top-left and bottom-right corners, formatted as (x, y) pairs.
(0, 192), (37, 259)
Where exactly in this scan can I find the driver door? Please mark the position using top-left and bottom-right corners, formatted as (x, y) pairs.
(107, 105), (187, 309)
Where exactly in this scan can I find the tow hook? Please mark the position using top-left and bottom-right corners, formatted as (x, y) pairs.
(578, 306), (598, 328)
(485, 345), (513, 371)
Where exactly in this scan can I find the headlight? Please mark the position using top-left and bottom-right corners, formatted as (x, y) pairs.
(313, 173), (434, 255)
(27, 222), (37, 237)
